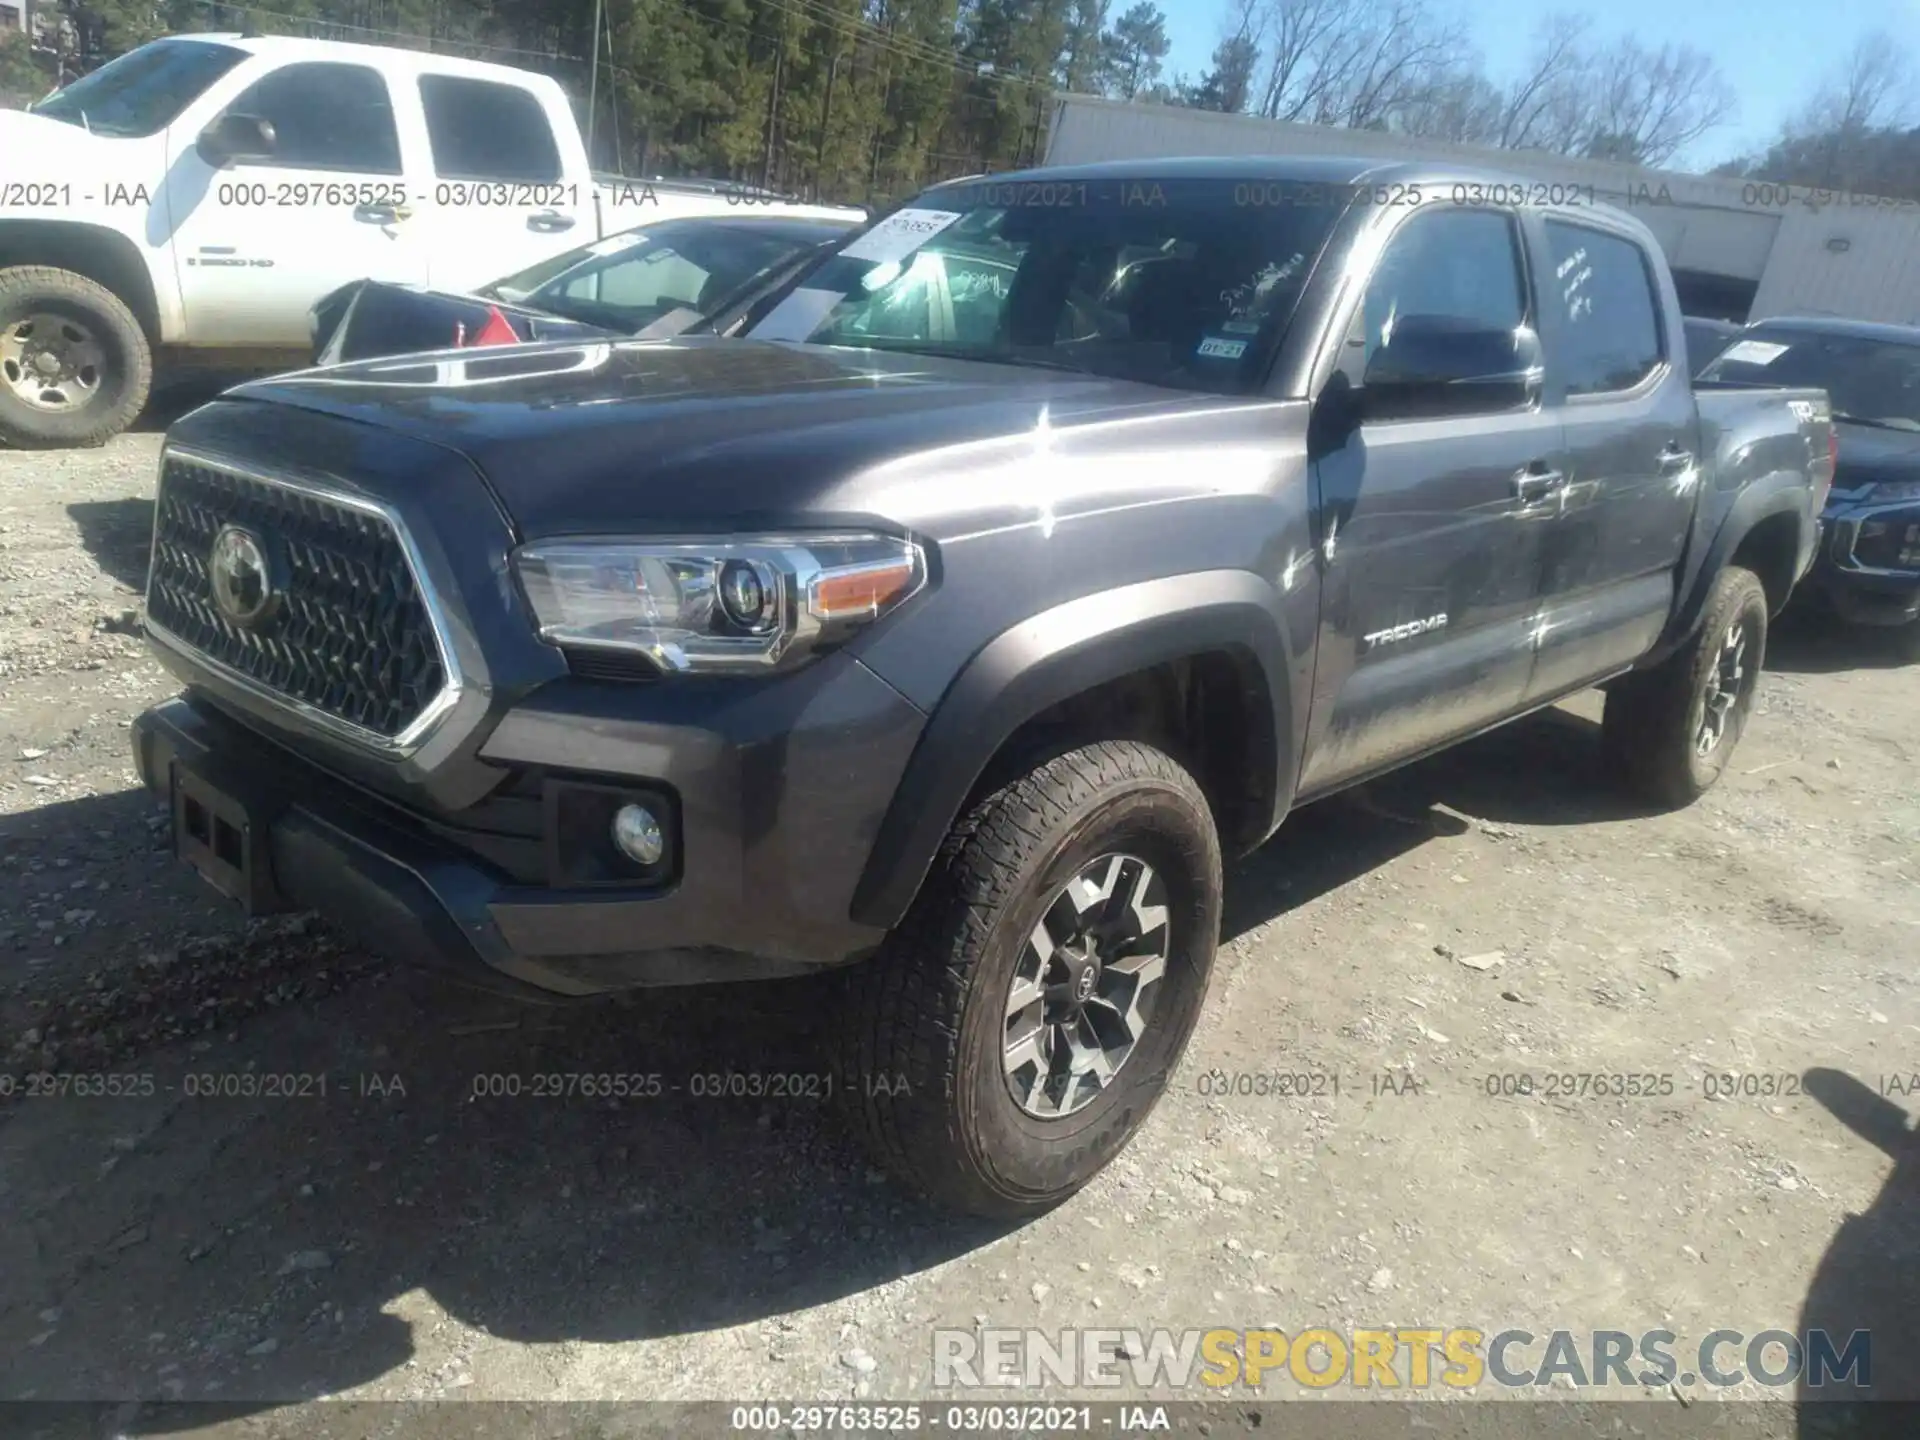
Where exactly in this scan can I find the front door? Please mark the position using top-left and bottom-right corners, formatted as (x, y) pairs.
(167, 60), (428, 348)
(1525, 216), (1701, 701)
(1297, 204), (1564, 798)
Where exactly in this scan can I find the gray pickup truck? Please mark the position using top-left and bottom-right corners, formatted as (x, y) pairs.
(133, 158), (1833, 1217)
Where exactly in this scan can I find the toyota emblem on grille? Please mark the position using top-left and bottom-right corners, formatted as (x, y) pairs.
(209, 525), (278, 628)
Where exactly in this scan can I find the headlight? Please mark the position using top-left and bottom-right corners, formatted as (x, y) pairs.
(513, 534), (926, 674)
(1865, 478), (1920, 504)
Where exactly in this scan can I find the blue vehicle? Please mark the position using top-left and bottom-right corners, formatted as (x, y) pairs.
(1702, 318), (1920, 654)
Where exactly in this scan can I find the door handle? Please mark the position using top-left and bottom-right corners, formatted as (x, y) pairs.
(1513, 466), (1567, 503)
(353, 202), (407, 225)
(1658, 445), (1694, 472)
(528, 210), (576, 233)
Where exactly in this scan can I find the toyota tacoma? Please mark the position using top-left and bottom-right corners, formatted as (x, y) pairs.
(134, 158), (1833, 1217)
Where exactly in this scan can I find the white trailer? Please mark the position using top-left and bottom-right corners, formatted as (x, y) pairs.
(1042, 94), (1920, 328)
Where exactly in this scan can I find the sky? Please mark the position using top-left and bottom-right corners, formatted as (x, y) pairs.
(1156, 0), (1920, 169)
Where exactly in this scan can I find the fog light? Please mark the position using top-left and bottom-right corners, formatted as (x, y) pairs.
(611, 803), (665, 866)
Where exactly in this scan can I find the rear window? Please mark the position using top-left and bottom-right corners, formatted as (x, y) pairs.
(1703, 330), (1920, 431)
(418, 75), (561, 182)
(745, 178), (1347, 397)
(1545, 221), (1665, 395)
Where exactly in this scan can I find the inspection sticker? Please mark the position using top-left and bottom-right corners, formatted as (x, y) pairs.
(841, 208), (963, 263)
(1718, 339), (1789, 366)
(1196, 336), (1249, 359)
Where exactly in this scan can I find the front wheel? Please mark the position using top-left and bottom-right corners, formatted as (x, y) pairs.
(839, 740), (1223, 1218)
(1602, 565), (1769, 807)
(0, 266), (153, 449)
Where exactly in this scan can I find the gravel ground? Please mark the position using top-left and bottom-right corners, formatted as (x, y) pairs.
(0, 431), (1915, 1435)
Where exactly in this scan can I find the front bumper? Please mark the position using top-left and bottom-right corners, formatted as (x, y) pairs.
(134, 670), (920, 998)
(1810, 498), (1920, 626)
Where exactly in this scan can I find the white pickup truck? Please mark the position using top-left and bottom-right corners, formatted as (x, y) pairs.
(0, 33), (862, 447)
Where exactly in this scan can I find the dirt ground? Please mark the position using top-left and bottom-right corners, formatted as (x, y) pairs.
(0, 425), (1915, 1435)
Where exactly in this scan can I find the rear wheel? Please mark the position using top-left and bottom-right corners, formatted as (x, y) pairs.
(1602, 565), (1768, 807)
(0, 266), (152, 449)
(839, 740), (1223, 1218)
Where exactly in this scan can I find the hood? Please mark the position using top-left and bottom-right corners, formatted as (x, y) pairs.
(0, 109), (135, 190)
(217, 337), (1218, 539)
(1831, 419), (1920, 498)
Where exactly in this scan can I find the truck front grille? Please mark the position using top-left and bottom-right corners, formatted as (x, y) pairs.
(146, 451), (453, 746)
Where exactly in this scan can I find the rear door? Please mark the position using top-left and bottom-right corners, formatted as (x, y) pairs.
(1524, 216), (1700, 702)
(1296, 203), (1563, 797)
(413, 73), (585, 291)
(168, 60), (429, 346)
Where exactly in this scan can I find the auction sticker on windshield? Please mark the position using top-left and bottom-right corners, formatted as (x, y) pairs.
(841, 208), (963, 263)
(1719, 339), (1790, 366)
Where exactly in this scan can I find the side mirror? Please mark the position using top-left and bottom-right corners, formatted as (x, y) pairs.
(196, 112), (277, 168)
(1363, 315), (1542, 421)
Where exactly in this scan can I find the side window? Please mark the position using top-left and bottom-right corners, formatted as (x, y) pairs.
(1545, 221), (1664, 394)
(223, 63), (400, 174)
(418, 75), (562, 182)
(1344, 208), (1528, 381)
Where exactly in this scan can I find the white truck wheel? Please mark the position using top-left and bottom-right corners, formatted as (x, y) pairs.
(0, 266), (154, 449)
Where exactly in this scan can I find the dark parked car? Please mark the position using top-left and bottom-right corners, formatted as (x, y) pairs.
(308, 213), (857, 365)
(1700, 318), (1920, 651)
(134, 158), (1833, 1217)
(1683, 316), (1744, 373)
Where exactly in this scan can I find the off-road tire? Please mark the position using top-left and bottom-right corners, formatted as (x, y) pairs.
(0, 266), (153, 449)
(838, 740), (1223, 1219)
(1602, 565), (1769, 807)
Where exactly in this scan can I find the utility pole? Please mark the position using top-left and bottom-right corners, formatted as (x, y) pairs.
(815, 48), (844, 201)
(763, 32), (784, 189)
(585, 0), (605, 167)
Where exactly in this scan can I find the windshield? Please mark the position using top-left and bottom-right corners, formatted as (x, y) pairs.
(743, 178), (1346, 395)
(1702, 329), (1920, 431)
(30, 39), (249, 139)
(485, 219), (846, 332)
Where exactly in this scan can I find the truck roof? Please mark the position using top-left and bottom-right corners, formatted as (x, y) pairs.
(183, 32), (565, 89)
(963, 153), (1602, 191)
(943, 153), (1659, 246)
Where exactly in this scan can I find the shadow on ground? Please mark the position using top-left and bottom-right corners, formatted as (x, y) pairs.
(1766, 601), (1915, 675)
(0, 703), (1670, 1419)
(67, 497), (157, 593)
(1795, 1067), (1918, 1435)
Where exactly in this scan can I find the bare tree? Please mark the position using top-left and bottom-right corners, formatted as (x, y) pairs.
(1793, 29), (1913, 135)
(1228, 0), (1736, 164)
(1494, 13), (1592, 151)
(1396, 65), (1504, 144)
(1249, 0), (1461, 130)
(1581, 38), (1735, 165)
